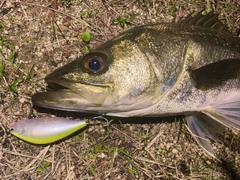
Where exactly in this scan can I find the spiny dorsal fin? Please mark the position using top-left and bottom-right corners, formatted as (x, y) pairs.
(179, 11), (228, 32)
(189, 59), (240, 90)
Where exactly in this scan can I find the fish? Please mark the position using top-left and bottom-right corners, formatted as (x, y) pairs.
(10, 117), (87, 144)
(32, 12), (240, 158)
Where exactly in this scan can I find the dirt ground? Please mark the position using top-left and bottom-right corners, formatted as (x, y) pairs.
(0, 0), (240, 179)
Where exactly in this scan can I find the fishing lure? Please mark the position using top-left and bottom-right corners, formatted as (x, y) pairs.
(10, 117), (87, 144)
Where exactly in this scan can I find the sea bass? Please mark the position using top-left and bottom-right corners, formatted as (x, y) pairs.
(32, 12), (240, 157)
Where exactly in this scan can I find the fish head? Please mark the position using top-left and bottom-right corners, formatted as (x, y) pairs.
(32, 34), (166, 116)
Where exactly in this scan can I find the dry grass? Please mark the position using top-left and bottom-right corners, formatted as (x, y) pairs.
(0, 0), (240, 179)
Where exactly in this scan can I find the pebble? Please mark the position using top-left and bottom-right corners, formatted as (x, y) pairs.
(98, 152), (106, 158)
(172, 148), (178, 154)
(19, 97), (26, 103)
(206, 160), (211, 165)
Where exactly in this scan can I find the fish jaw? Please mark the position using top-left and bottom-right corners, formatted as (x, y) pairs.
(32, 89), (111, 113)
(32, 86), (164, 116)
(32, 69), (116, 113)
(46, 76), (114, 106)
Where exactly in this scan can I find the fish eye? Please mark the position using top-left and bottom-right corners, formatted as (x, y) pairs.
(82, 52), (108, 74)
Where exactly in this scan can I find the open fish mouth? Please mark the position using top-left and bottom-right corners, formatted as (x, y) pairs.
(32, 77), (163, 116)
(32, 77), (113, 113)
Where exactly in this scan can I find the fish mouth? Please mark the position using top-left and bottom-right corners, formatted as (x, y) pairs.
(32, 77), (113, 113)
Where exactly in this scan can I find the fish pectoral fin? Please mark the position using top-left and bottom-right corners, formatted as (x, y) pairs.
(186, 113), (225, 159)
(202, 91), (240, 131)
(189, 59), (240, 90)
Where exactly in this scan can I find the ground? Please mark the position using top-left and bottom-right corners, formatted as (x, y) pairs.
(0, 0), (240, 179)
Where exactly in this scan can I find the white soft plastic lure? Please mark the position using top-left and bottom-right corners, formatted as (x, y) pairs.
(10, 117), (87, 144)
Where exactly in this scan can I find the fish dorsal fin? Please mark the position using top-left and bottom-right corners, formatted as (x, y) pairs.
(179, 11), (228, 32)
(189, 59), (240, 90)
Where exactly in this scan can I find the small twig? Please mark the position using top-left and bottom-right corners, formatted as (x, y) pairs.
(145, 149), (168, 177)
(19, 2), (98, 32)
(146, 129), (164, 149)
(19, 1), (29, 20)
(51, 144), (55, 172)
(0, 122), (7, 148)
(0, 109), (10, 126)
(137, 157), (176, 169)
(24, 145), (50, 171)
(52, 18), (67, 40)
(132, 161), (154, 179)
(111, 125), (138, 143)
(3, 146), (51, 178)
(0, 0), (6, 9)
(53, 154), (65, 175)
(4, 167), (36, 179)
(4, 150), (52, 162)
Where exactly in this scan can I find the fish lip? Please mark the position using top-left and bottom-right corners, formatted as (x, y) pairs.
(45, 76), (110, 92)
(31, 89), (112, 115)
(32, 77), (113, 112)
(32, 90), (91, 111)
(45, 76), (77, 91)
